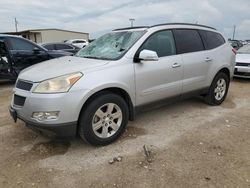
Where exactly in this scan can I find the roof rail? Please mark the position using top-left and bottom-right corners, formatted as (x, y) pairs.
(113, 26), (149, 31)
(113, 23), (216, 32)
(150, 23), (216, 30)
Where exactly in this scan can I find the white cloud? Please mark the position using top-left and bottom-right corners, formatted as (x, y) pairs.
(0, 0), (249, 39)
(237, 20), (250, 39)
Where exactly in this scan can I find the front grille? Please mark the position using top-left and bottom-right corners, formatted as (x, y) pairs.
(236, 62), (250, 67)
(14, 95), (26, 107)
(16, 80), (33, 91)
(234, 71), (250, 76)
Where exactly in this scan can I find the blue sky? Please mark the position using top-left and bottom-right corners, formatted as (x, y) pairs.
(0, 0), (250, 39)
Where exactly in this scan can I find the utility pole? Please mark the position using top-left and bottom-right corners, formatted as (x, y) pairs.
(129, 18), (135, 27)
(14, 18), (18, 32)
(232, 25), (236, 40)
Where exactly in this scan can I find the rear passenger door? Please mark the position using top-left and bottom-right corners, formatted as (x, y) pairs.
(173, 29), (210, 93)
(134, 30), (183, 105)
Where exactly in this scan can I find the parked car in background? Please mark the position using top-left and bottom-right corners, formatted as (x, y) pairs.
(241, 40), (248, 45)
(65, 39), (89, 48)
(0, 35), (71, 80)
(234, 44), (250, 78)
(10, 23), (235, 146)
(41, 42), (80, 54)
(229, 40), (243, 50)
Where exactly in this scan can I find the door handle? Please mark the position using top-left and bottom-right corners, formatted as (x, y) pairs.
(205, 57), (212, 62)
(172, 63), (181, 68)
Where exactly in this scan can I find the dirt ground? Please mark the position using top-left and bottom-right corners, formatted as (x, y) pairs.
(0, 79), (249, 188)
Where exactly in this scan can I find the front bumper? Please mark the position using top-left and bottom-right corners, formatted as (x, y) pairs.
(234, 66), (250, 78)
(10, 106), (77, 137)
(10, 84), (92, 137)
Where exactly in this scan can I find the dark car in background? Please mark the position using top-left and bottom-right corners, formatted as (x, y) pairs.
(229, 40), (243, 50)
(0, 35), (71, 80)
(41, 42), (80, 54)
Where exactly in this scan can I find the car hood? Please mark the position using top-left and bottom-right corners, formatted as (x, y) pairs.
(236, 53), (250, 63)
(18, 56), (109, 82)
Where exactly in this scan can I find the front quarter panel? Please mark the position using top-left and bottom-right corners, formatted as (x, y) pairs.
(72, 58), (135, 110)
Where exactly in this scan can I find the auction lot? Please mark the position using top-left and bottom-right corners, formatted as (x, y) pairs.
(0, 79), (250, 188)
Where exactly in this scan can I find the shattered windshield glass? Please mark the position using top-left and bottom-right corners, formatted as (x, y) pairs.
(76, 31), (146, 60)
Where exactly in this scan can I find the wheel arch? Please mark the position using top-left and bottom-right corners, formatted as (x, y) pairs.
(218, 67), (230, 79)
(78, 87), (135, 128)
(210, 66), (231, 86)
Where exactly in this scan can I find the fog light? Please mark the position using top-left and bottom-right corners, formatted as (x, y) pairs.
(32, 111), (59, 121)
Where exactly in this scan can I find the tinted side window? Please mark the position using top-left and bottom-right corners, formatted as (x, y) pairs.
(173, 29), (204, 54)
(199, 30), (225, 50)
(9, 38), (35, 51)
(73, 40), (85, 44)
(43, 44), (55, 50)
(140, 30), (176, 57)
(56, 44), (73, 50)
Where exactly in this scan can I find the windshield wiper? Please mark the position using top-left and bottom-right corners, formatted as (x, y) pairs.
(119, 48), (126, 52)
(82, 55), (101, 59)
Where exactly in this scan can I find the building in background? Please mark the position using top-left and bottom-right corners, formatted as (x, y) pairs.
(2, 28), (89, 43)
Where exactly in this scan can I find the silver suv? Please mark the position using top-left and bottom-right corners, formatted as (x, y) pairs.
(9, 23), (236, 146)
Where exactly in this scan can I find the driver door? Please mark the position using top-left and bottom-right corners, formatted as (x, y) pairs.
(8, 37), (50, 75)
(0, 40), (15, 79)
(134, 30), (183, 106)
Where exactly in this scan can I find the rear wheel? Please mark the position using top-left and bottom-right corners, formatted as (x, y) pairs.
(204, 72), (230, 105)
(78, 92), (129, 146)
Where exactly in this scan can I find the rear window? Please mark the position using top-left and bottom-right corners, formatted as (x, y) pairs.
(56, 44), (73, 50)
(43, 44), (55, 50)
(173, 29), (204, 54)
(199, 30), (225, 50)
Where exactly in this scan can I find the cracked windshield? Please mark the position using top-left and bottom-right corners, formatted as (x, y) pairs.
(76, 31), (145, 60)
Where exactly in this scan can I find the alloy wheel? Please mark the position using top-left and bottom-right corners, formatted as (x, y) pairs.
(92, 103), (123, 138)
(214, 78), (226, 101)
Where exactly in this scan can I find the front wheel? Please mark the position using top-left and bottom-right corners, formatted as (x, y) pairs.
(78, 92), (129, 146)
(204, 72), (230, 105)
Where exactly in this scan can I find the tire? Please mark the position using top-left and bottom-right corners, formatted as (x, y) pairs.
(204, 72), (230, 105)
(78, 92), (129, 146)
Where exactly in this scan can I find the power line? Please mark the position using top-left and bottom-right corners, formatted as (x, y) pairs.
(14, 18), (18, 32)
(232, 25), (236, 40)
(129, 18), (135, 27)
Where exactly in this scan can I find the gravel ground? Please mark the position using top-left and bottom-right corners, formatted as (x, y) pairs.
(0, 79), (249, 188)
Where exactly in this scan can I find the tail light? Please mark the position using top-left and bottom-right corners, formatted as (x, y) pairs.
(232, 48), (237, 55)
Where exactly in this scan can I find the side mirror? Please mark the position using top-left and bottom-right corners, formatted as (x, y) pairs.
(33, 47), (41, 54)
(139, 50), (159, 62)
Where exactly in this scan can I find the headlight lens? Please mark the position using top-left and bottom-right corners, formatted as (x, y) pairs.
(33, 72), (83, 93)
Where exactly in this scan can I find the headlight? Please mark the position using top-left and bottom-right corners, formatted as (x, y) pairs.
(33, 72), (83, 93)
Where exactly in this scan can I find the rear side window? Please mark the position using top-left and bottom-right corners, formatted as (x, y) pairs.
(199, 30), (225, 50)
(73, 40), (85, 44)
(173, 29), (204, 54)
(140, 30), (176, 57)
